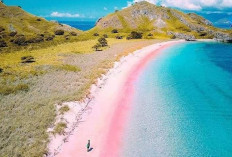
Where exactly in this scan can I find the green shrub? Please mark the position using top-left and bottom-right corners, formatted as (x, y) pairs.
(9, 31), (17, 37)
(93, 33), (99, 36)
(129, 31), (143, 39)
(14, 35), (27, 46)
(0, 40), (7, 47)
(0, 67), (3, 73)
(21, 56), (35, 63)
(116, 36), (123, 39)
(92, 43), (102, 51)
(103, 34), (108, 38)
(98, 37), (108, 47)
(55, 29), (64, 35)
(111, 29), (118, 33)
(147, 33), (153, 37)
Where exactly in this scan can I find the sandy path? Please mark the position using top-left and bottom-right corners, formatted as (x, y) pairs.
(57, 40), (183, 157)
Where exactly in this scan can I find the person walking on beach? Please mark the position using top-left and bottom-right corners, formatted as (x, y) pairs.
(87, 140), (90, 151)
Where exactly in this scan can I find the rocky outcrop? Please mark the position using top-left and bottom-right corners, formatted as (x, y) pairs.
(214, 32), (232, 43)
(168, 31), (196, 40)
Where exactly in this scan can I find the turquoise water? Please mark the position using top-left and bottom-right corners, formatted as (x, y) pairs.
(122, 42), (232, 156)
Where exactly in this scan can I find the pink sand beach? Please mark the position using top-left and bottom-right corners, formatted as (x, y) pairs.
(56, 40), (182, 157)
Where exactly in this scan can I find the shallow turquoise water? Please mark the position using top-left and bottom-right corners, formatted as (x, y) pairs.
(122, 42), (232, 157)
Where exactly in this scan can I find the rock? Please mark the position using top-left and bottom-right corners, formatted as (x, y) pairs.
(70, 31), (77, 36)
(214, 32), (232, 43)
(55, 30), (64, 35)
(14, 35), (27, 46)
(0, 40), (7, 47)
(168, 31), (195, 40)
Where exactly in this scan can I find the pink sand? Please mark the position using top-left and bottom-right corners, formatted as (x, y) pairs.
(57, 41), (181, 157)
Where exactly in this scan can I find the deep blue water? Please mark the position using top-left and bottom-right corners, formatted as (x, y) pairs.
(122, 42), (232, 156)
(58, 21), (95, 31)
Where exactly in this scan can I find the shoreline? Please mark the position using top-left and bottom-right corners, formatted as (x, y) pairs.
(47, 40), (184, 156)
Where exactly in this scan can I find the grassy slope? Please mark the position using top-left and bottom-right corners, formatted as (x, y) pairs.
(0, 2), (82, 52)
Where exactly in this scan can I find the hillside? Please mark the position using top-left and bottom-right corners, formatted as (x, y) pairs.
(0, 2), (82, 51)
(95, 1), (232, 41)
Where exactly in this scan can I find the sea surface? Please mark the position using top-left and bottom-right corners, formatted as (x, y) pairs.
(59, 21), (95, 31)
(122, 42), (232, 156)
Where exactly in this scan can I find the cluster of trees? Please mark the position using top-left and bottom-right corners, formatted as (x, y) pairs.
(92, 37), (108, 51)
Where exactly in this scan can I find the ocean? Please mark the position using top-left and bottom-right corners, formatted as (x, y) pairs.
(122, 42), (232, 156)
(58, 21), (96, 31)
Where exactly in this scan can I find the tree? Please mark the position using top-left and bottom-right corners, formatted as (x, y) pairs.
(98, 37), (108, 47)
(130, 31), (143, 39)
(0, 0), (4, 4)
(92, 43), (101, 51)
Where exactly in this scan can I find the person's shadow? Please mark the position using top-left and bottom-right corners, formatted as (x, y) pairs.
(87, 148), (93, 152)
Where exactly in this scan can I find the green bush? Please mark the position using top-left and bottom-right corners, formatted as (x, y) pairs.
(98, 37), (108, 47)
(55, 29), (64, 35)
(93, 33), (99, 36)
(0, 67), (3, 73)
(21, 56), (35, 63)
(92, 43), (102, 51)
(111, 29), (118, 33)
(129, 31), (143, 39)
(0, 40), (7, 47)
(116, 36), (123, 39)
(14, 35), (27, 46)
(103, 34), (108, 38)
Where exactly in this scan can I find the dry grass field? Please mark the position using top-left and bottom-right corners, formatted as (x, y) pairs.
(0, 38), (165, 156)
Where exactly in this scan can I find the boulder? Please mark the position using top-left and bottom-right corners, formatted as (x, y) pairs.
(70, 31), (77, 36)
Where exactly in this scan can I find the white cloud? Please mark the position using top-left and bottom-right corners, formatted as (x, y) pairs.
(132, 0), (232, 11)
(51, 12), (81, 18)
(114, 6), (118, 10)
(104, 7), (108, 11)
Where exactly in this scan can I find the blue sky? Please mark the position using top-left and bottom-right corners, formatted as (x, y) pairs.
(4, 0), (232, 27)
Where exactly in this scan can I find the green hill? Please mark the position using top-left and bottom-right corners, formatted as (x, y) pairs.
(0, 2), (82, 51)
(94, 1), (232, 41)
